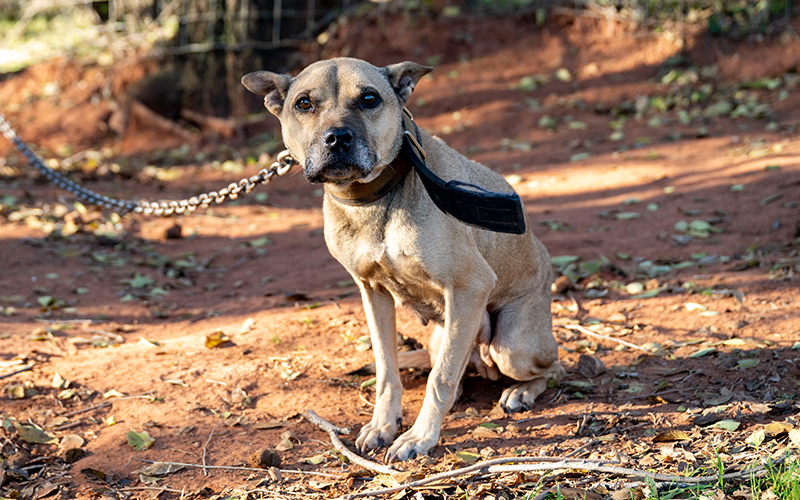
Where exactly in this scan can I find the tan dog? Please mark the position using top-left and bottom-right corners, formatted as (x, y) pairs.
(242, 58), (565, 462)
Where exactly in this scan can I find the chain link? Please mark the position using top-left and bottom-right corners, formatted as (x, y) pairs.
(0, 111), (296, 216)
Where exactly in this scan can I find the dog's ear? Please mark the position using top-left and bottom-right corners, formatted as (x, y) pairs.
(241, 71), (292, 116)
(383, 62), (433, 102)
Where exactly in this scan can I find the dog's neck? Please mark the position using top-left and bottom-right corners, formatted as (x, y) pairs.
(325, 151), (412, 206)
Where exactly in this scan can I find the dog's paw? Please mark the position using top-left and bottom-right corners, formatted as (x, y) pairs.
(356, 418), (399, 452)
(499, 378), (548, 412)
(385, 426), (438, 463)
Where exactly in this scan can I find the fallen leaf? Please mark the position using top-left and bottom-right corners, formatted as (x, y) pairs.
(472, 427), (497, 439)
(60, 434), (84, 451)
(652, 430), (691, 443)
(689, 347), (716, 358)
(456, 450), (481, 464)
(127, 430), (155, 450)
(253, 420), (285, 430)
(789, 428), (800, 447)
(737, 359), (760, 369)
(302, 453), (326, 465)
(16, 424), (58, 444)
(711, 420), (740, 431)
(275, 437), (294, 451)
(205, 330), (231, 348)
(746, 429), (765, 448)
(137, 462), (185, 476)
(764, 422), (792, 437)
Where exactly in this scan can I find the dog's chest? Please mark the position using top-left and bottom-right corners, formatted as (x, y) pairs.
(335, 236), (445, 324)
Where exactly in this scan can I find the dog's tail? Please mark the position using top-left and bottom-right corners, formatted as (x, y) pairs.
(347, 349), (432, 376)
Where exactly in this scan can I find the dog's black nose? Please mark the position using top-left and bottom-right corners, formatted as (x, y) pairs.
(323, 127), (354, 151)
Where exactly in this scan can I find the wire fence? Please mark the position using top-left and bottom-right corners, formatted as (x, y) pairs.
(109, 0), (354, 53)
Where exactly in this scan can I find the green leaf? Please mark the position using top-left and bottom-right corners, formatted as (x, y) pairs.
(711, 420), (740, 431)
(455, 451), (481, 464)
(478, 422), (501, 429)
(127, 430), (155, 450)
(127, 274), (154, 289)
(249, 236), (272, 247)
(689, 347), (717, 358)
(631, 288), (662, 299)
(737, 359), (760, 369)
(614, 212), (640, 220)
(569, 152), (591, 162)
(37, 296), (54, 307)
(15, 424), (58, 444)
(360, 377), (376, 388)
(302, 454), (327, 465)
(551, 256), (580, 268)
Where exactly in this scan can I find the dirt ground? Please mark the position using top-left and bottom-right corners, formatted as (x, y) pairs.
(1, 12), (799, 500)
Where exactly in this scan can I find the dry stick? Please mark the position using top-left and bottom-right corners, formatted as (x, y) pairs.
(0, 364), (33, 380)
(561, 324), (650, 353)
(128, 457), (341, 479)
(303, 409), (398, 475)
(342, 456), (781, 499)
(202, 419), (223, 476)
(59, 401), (111, 418)
(120, 486), (185, 494)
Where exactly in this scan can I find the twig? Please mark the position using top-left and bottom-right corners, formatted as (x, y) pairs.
(202, 419), (223, 476)
(560, 324), (650, 353)
(0, 364), (33, 380)
(59, 401), (111, 418)
(128, 457), (341, 478)
(119, 486), (185, 494)
(343, 455), (783, 499)
(303, 410), (397, 475)
(52, 420), (86, 432)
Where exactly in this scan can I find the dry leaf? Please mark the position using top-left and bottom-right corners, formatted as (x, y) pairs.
(275, 437), (294, 451)
(652, 430), (691, 443)
(764, 422), (792, 437)
(577, 354), (606, 378)
(472, 426), (497, 439)
(60, 434), (85, 451)
(205, 330), (231, 348)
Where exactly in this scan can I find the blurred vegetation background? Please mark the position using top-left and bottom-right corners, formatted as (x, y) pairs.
(0, 0), (796, 117)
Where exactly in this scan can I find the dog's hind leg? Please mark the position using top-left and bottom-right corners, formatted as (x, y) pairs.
(490, 283), (565, 412)
(354, 282), (404, 452)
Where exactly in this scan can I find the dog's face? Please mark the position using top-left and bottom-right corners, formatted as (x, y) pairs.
(242, 58), (431, 185)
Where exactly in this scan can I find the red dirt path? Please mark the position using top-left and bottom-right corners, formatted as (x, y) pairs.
(1, 13), (799, 500)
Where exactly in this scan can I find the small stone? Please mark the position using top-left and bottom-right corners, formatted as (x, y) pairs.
(249, 448), (281, 469)
(165, 223), (183, 239)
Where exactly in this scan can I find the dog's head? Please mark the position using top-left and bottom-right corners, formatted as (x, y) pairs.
(242, 58), (431, 185)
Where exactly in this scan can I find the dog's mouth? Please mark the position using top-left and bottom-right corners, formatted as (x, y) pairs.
(304, 144), (377, 185)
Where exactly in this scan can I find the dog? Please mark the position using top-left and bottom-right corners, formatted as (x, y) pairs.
(242, 58), (565, 462)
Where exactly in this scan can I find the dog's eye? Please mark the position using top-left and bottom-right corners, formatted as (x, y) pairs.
(361, 93), (380, 109)
(296, 97), (313, 111)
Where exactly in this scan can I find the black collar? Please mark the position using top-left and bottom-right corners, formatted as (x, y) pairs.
(328, 108), (527, 235)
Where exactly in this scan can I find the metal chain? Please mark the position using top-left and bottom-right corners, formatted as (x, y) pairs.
(0, 111), (296, 216)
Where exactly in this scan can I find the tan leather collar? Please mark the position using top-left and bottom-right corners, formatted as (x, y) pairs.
(326, 108), (421, 206)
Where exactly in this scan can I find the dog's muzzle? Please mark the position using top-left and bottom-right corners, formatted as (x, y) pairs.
(305, 126), (374, 184)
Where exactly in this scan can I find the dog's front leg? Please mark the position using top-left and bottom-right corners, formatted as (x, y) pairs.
(354, 281), (403, 452)
(386, 276), (494, 462)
